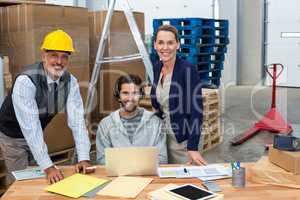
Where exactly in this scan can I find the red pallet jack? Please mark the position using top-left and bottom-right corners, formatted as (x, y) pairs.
(231, 63), (293, 145)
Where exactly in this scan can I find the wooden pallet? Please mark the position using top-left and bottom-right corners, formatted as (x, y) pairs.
(203, 110), (219, 121)
(200, 116), (221, 153)
(203, 99), (219, 111)
(201, 135), (222, 153)
(139, 98), (152, 110)
(203, 117), (219, 129)
(49, 148), (74, 165)
(202, 88), (218, 103)
(2, 56), (12, 93)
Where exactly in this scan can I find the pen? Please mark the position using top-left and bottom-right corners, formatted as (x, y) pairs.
(231, 161), (240, 171)
(183, 168), (188, 173)
(236, 161), (240, 170)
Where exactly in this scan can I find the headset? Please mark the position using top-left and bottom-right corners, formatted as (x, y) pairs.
(113, 75), (145, 100)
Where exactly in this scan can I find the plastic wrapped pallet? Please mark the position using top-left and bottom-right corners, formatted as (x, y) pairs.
(250, 156), (300, 189)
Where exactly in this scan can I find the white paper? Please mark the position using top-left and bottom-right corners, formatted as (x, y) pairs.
(158, 164), (231, 179)
(12, 167), (46, 181)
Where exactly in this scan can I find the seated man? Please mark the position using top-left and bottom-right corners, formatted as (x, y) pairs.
(96, 74), (167, 164)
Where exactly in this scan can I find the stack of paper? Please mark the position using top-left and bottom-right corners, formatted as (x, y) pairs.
(158, 164), (231, 181)
(12, 167), (45, 180)
(45, 173), (108, 198)
(97, 176), (153, 198)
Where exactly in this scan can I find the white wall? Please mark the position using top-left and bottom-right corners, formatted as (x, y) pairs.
(87, 0), (214, 35)
(46, 0), (73, 6)
(237, 0), (264, 85)
(219, 0), (238, 86)
(265, 0), (300, 87)
(86, 0), (108, 11)
(46, 0), (86, 7)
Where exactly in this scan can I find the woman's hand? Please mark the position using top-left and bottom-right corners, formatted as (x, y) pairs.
(187, 151), (208, 166)
(75, 160), (91, 174)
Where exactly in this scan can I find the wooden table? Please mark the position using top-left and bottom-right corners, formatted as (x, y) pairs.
(1, 164), (300, 200)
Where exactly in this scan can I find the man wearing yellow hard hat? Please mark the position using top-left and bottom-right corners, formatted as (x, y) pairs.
(0, 30), (91, 185)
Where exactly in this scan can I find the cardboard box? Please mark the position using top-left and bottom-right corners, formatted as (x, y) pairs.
(44, 113), (74, 154)
(269, 146), (300, 175)
(89, 11), (145, 124)
(250, 156), (300, 188)
(0, 4), (89, 79)
(0, 0), (45, 7)
(0, 4), (89, 153)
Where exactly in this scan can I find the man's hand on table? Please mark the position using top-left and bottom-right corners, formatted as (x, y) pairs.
(44, 165), (64, 184)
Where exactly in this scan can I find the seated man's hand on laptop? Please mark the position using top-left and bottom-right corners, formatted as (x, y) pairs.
(75, 160), (92, 174)
(45, 165), (64, 184)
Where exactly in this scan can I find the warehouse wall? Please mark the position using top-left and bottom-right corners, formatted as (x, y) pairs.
(237, 0), (264, 85)
(219, 0), (238, 86)
(46, 0), (86, 7)
(86, 0), (213, 35)
(86, 0), (107, 11)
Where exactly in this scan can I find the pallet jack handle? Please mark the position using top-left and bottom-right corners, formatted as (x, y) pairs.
(266, 63), (283, 109)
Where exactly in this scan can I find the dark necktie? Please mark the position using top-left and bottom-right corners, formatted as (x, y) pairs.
(49, 82), (58, 114)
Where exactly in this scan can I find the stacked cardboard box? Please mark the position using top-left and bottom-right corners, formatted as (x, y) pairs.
(0, 4), (89, 154)
(88, 11), (145, 127)
(0, 0), (45, 7)
(269, 146), (300, 175)
(200, 88), (222, 153)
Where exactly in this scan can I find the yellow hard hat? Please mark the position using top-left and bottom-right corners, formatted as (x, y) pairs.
(40, 29), (75, 52)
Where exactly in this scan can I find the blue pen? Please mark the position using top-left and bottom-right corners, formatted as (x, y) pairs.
(183, 168), (188, 173)
(236, 161), (240, 169)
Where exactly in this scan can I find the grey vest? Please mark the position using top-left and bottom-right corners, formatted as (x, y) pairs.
(0, 62), (71, 138)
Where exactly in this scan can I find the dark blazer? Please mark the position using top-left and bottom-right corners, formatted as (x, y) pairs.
(151, 56), (203, 150)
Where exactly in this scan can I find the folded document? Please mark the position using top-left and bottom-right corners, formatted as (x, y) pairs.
(12, 167), (45, 181)
(158, 164), (231, 179)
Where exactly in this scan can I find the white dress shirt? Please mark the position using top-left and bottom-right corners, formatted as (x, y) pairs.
(11, 74), (90, 170)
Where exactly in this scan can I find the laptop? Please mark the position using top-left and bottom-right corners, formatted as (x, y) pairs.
(105, 147), (159, 176)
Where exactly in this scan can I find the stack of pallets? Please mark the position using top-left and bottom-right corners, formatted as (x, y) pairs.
(49, 148), (75, 165)
(200, 88), (221, 152)
(2, 56), (12, 93)
(152, 18), (229, 88)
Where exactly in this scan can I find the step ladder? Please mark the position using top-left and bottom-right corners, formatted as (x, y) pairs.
(85, 0), (154, 115)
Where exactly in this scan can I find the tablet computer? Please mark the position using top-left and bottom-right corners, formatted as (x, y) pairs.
(166, 184), (217, 200)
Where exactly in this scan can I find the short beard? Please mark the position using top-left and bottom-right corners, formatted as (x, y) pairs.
(120, 101), (138, 113)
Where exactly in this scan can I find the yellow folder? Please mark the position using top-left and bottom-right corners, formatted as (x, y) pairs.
(45, 173), (108, 198)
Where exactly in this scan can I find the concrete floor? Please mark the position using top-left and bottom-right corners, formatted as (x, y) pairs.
(203, 85), (300, 163)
